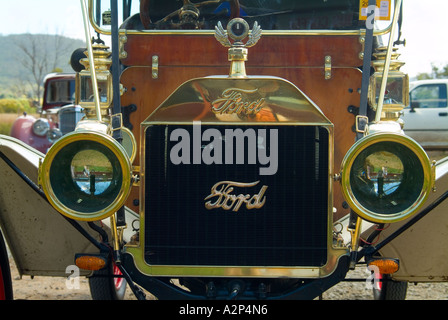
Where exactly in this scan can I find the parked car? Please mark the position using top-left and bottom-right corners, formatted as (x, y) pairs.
(402, 79), (448, 149)
(10, 73), (84, 154)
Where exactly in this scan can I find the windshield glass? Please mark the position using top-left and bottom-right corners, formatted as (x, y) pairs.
(91, 0), (394, 33)
(46, 79), (76, 104)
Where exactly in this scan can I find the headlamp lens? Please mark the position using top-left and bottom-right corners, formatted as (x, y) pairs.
(50, 140), (123, 214)
(341, 133), (433, 223)
(40, 130), (132, 221)
(349, 141), (424, 216)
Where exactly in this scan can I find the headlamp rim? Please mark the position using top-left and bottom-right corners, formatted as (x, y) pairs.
(39, 130), (132, 221)
(340, 132), (433, 223)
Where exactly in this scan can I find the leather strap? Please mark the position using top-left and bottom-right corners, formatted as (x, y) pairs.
(356, 0), (377, 140)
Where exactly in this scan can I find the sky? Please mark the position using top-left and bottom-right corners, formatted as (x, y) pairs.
(0, 0), (447, 78)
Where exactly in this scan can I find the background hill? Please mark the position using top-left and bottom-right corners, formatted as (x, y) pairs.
(0, 34), (85, 99)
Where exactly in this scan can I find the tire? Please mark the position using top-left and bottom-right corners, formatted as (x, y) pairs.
(89, 262), (127, 300)
(0, 230), (13, 300)
(373, 273), (408, 300)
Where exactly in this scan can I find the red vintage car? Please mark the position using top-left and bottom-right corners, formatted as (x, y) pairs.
(10, 73), (84, 154)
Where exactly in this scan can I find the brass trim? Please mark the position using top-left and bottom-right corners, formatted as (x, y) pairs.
(324, 56), (332, 80)
(110, 213), (120, 252)
(142, 76), (332, 125)
(374, 0), (403, 123)
(119, 34), (128, 59)
(125, 87), (348, 277)
(81, 0), (102, 122)
(349, 217), (363, 252)
(102, 28), (391, 37)
(132, 165), (140, 187)
(125, 123), (348, 278)
(358, 33), (366, 60)
(152, 55), (159, 79)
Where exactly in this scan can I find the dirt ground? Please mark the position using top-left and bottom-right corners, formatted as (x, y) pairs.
(8, 255), (138, 300)
(7, 252), (448, 300)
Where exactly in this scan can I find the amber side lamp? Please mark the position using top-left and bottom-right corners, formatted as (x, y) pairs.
(367, 257), (400, 275)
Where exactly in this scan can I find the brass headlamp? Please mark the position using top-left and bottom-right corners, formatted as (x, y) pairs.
(39, 129), (132, 221)
(340, 130), (433, 223)
(340, 11), (434, 224)
(39, 44), (134, 220)
(38, 1), (134, 221)
(341, 47), (433, 223)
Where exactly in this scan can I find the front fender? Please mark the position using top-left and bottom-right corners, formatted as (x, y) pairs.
(0, 227), (13, 299)
(0, 134), (98, 277)
(363, 156), (448, 282)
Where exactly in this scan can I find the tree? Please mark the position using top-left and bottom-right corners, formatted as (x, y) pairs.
(15, 33), (73, 103)
(416, 63), (448, 80)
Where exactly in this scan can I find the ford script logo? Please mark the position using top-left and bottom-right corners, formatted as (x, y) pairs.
(204, 181), (268, 212)
(211, 88), (265, 115)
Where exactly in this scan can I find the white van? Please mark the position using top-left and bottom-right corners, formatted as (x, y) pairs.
(402, 79), (448, 149)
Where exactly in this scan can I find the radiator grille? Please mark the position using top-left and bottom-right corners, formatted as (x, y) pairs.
(144, 124), (329, 267)
(58, 106), (84, 135)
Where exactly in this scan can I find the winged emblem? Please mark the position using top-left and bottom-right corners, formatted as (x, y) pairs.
(214, 22), (232, 47)
(214, 19), (262, 48)
(245, 22), (262, 48)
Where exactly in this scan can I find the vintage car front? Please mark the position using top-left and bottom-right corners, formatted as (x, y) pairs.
(34, 0), (439, 300)
(2, 0), (447, 301)
(123, 48), (352, 298)
(9, 72), (85, 154)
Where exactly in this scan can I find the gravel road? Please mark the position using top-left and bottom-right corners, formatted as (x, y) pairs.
(8, 256), (448, 300)
(8, 256), (138, 300)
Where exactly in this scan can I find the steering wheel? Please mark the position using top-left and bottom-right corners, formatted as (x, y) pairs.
(140, 0), (240, 29)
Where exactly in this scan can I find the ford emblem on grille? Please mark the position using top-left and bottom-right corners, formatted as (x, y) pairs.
(204, 180), (268, 212)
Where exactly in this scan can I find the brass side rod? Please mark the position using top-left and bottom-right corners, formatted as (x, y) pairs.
(374, 0), (403, 123)
(80, 0), (102, 122)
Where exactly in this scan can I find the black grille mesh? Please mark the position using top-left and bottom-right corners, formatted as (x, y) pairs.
(144, 125), (329, 267)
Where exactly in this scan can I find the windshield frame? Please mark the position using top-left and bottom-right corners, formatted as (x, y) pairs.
(88, 0), (395, 37)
